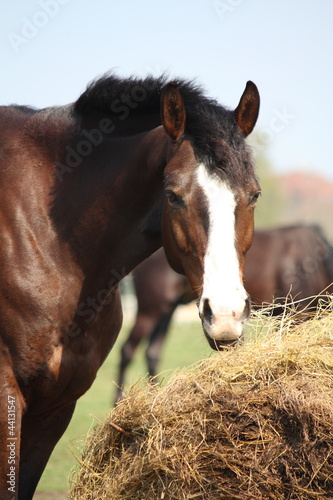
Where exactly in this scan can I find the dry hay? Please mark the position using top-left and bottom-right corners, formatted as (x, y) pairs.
(70, 302), (333, 499)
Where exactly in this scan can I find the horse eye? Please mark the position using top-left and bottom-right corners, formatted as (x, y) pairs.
(250, 191), (261, 206)
(165, 190), (184, 207)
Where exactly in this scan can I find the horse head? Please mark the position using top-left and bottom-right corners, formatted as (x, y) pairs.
(161, 81), (260, 350)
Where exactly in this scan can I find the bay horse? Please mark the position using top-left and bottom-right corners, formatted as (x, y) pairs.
(244, 225), (333, 312)
(115, 225), (333, 401)
(0, 74), (260, 499)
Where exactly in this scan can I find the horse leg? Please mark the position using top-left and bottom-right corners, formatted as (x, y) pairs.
(114, 313), (157, 403)
(18, 402), (76, 500)
(146, 304), (178, 379)
(0, 396), (22, 500)
(0, 346), (25, 500)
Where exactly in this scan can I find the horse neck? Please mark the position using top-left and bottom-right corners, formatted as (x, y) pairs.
(51, 125), (168, 278)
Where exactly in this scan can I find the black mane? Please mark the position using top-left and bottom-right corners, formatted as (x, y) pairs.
(74, 74), (255, 185)
(75, 74), (168, 116)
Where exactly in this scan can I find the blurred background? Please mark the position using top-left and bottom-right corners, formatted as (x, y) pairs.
(2, 1), (332, 497)
(1, 0), (333, 242)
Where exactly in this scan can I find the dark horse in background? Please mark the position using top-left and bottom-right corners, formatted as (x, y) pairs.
(115, 225), (333, 401)
(0, 73), (260, 499)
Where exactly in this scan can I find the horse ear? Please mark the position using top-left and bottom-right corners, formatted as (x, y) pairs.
(234, 81), (260, 137)
(161, 82), (186, 141)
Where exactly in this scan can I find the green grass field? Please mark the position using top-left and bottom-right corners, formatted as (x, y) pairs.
(35, 314), (213, 498)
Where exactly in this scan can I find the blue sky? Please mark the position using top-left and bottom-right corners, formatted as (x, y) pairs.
(1, 0), (332, 179)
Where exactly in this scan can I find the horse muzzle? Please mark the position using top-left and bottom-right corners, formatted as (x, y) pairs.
(198, 294), (251, 351)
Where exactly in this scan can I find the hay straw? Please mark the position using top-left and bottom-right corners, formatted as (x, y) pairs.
(70, 300), (333, 499)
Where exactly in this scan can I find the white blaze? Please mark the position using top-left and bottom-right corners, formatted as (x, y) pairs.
(196, 163), (248, 340)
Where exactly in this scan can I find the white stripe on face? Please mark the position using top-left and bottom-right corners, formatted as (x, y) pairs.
(196, 163), (248, 340)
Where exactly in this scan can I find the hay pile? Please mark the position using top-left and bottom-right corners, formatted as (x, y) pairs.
(70, 305), (333, 499)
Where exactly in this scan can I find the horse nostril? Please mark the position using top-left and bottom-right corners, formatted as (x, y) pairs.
(203, 298), (213, 324)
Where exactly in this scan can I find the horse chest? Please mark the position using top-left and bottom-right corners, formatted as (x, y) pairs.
(42, 289), (123, 404)
(17, 286), (122, 413)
